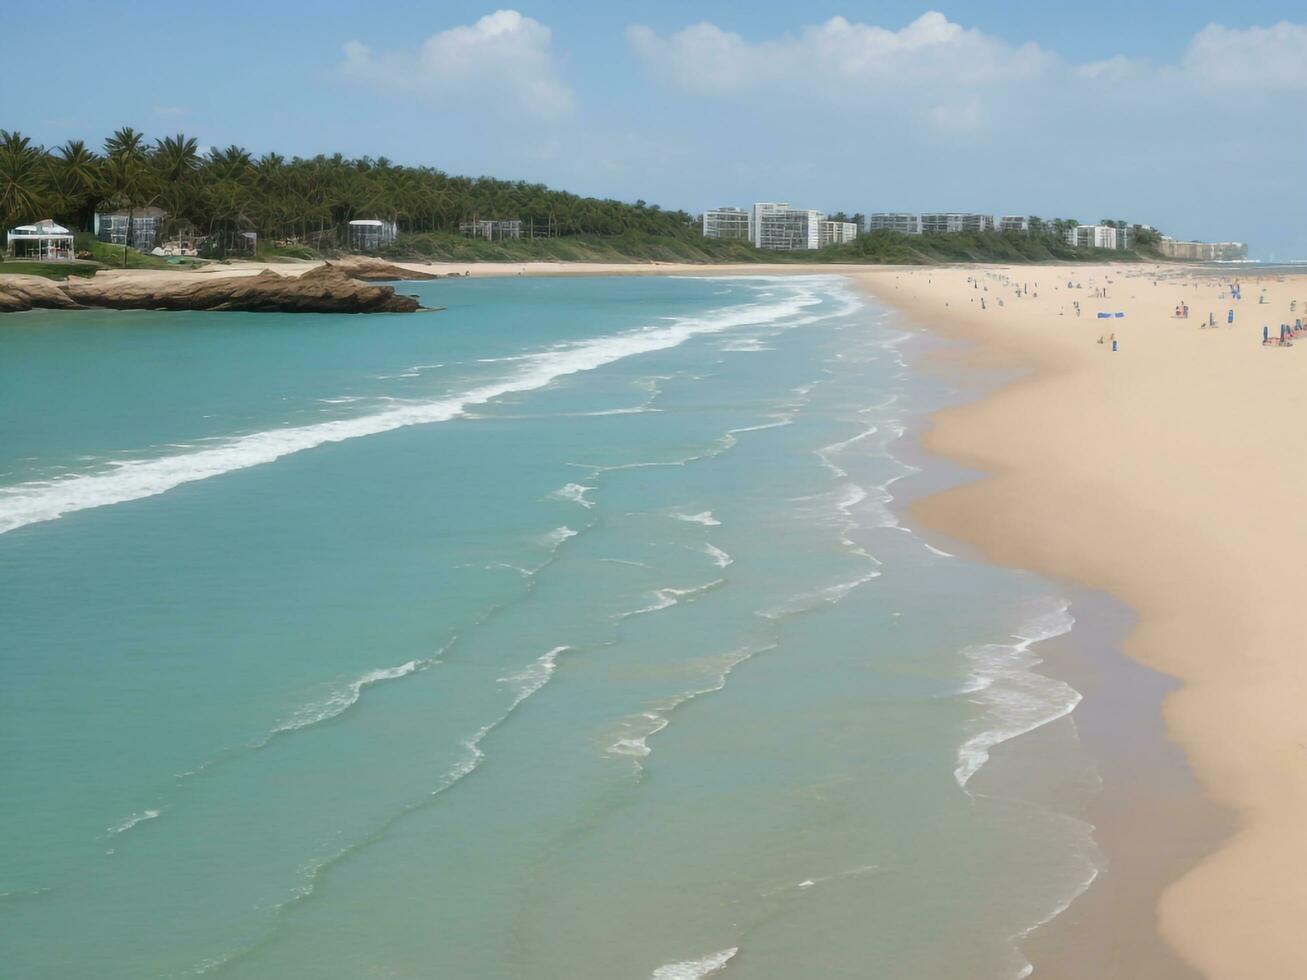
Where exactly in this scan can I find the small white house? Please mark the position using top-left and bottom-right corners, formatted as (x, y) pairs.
(6, 218), (75, 261)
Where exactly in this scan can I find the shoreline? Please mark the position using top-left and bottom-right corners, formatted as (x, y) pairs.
(852, 262), (1307, 978)
(885, 324), (1225, 978)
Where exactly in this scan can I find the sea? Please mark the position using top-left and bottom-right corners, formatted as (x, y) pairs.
(0, 274), (1105, 979)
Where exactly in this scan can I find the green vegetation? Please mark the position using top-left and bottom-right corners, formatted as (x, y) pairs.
(0, 259), (98, 279)
(816, 229), (1143, 265)
(0, 126), (1159, 268)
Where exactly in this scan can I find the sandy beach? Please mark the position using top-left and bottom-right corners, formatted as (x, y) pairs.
(848, 262), (1307, 978)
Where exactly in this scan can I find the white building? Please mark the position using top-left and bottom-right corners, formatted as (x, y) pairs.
(95, 207), (166, 252)
(459, 219), (522, 241)
(819, 220), (859, 247)
(347, 219), (397, 251)
(999, 216), (1030, 234)
(6, 218), (75, 261)
(1065, 225), (1119, 250)
(921, 213), (995, 234)
(869, 213), (921, 235)
(702, 207), (753, 241)
(752, 203), (824, 250)
(1158, 238), (1248, 261)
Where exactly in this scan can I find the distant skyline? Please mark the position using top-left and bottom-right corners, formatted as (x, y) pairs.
(4, 2), (1306, 257)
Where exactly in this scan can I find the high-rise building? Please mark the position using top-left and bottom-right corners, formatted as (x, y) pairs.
(701, 207), (753, 241)
(869, 213), (921, 235)
(752, 203), (824, 250)
(819, 220), (859, 247)
(1157, 238), (1248, 261)
(921, 213), (994, 234)
(999, 216), (1030, 234)
(1065, 225), (1119, 250)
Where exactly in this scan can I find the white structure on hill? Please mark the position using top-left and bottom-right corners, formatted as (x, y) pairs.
(6, 218), (75, 260)
(95, 207), (166, 251)
(702, 207), (753, 241)
(921, 213), (994, 233)
(819, 220), (859, 247)
(869, 213), (921, 235)
(459, 219), (522, 241)
(750, 203), (824, 250)
(999, 215), (1030, 233)
(1065, 224), (1119, 250)
(348, 219), (397, 251)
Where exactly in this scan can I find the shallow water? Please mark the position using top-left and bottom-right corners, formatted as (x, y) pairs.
(0, 275), (1101, 978)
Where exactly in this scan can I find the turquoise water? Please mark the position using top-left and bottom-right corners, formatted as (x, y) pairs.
(1, 276), (1101, 979)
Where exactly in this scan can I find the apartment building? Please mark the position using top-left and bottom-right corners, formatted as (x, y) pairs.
(868, 213), (921, 235)
(701, 207), (753, 241)
(819, 220), (859, 247)
(752, 203), (824, 250)
(921, 213), (994, 234)
(998, 215), (1030, 234)
(1065, 224), (1119, 250)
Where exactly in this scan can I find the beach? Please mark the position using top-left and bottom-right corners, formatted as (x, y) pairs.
(848, 262), (1307, 978)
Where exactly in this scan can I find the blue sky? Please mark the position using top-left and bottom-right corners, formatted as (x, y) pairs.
(5, 2), (1306, 257)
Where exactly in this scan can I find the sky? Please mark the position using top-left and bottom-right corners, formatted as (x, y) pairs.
(4, 1), (1306, 257)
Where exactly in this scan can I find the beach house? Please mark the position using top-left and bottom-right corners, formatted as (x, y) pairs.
(6, 218), (75, 261)
(347, 219), (397, 252)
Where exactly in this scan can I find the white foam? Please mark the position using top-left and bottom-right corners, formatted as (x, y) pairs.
(652, 947), (739, 980)
(923, 543), (955, 558)
(953, 601), (1078, 789)
(673, 510), (720, 526)
(549, 483), (595, 509)
(272, 659), (429, 735)
(700, 543), (733, 568)
(106, 809), (160, 836)
(0, 284), (824, 535)
(620, 579), (725, 620)
(539, 526), (578, 550)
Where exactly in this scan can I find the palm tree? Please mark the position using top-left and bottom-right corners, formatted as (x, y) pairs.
(51, 139), (101, 231)
(0, 130), (46, 232)
(102, 128), (152, 265)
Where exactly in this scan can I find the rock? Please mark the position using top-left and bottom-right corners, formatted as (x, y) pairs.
(56, 263), (424, 314)
(329, 257), (443, 281)
(0, 275), (84, 312)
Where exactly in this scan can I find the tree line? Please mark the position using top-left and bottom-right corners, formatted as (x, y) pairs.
(0, 128), (703, 247)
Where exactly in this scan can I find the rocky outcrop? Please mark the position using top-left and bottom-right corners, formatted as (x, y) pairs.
(0, 275), (83, 312)
(330, 257), (444, 281)
(1, 264), (428, 314)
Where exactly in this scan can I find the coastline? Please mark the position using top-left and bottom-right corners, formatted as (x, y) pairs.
(852, 262), (1307, 978)
(885, 322), (1225, 978)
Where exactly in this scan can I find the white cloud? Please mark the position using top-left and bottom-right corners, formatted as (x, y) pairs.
(626, 12), (1055, 101)
(341, 10), (572, 119)
(1182, 21), (1307, 89)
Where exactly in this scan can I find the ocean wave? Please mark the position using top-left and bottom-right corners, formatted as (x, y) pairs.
(672, 510), (720, 526)
(548, 483), (595, 509)
(700, 543), (733, 568)
(652, 947), (738, 979)
(105, 809), (161, 836)
(618, 578), (725, 621)
(271, 659), (431, 735)
(953, 601), (1078, 789)
(0, 285), (823, 535)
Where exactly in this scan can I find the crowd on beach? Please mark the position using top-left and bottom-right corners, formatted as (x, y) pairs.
(960, 266), (1304, 351)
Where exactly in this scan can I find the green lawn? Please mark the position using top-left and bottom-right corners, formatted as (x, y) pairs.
(0, 260), (100, 280)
